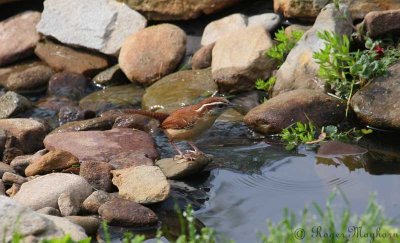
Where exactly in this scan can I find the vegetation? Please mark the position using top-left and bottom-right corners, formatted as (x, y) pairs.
(255, 76), (276, 93)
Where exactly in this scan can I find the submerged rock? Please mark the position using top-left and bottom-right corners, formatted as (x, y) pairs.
(317, 141), (368, 158)
(47, 72), (88, 101)
(156, 154), (213, 179)
(37, 0), (147, 56)
(244, 89), (345, 134)
(0, 91), (32, 119)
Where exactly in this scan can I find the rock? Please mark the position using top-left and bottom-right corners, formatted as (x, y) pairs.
(317, 141), (368, 158)
(192, 43), (214, 70)
(41, 214), (88, 241)
(108, 151), (154, 170)
(37, 0), (147, 56)
(98, 198), (158, 227)
(52, 116), (115, 133)
(247, 13), (280, 31)
(0, 129), (5, 155)
(0, 59), (41, 81)
(82, 190), (116, 213)
(58, 192), (81, 216)
(6, 183), (20, 197)
(244, 89), (346, 134)
(212, 26), (276, 93)
(36, 207), (61, 216)
(284, 24), (312, 38)
(0, 180), (4, 195)
(25, 150), (79, 177)
(2, 64), (54, 94)
(0, 91), (32, 118)
(35, 39), (110, 77)
(79, 84), (144, 113)
(0, 119), (47, 154)
(47, 72), (88, 100)
(142, 69), (218, 113)
(10, 150), (47, 176)
(80, 161), (114, 192)
(37, 96), (78, 112)
(112, 114), (160, 134)
(274, 0), (400, 20)
(0, 162), (15, 177)
(201, 14), (247, 46)
(119, 24), (186, 85)
(2, 172), (27, 185)
(13, 173), (93, 210)
(351, 62), (400, 130)
(272, 4), (353, 97)
(93, 64), (127, 86)
(44, 128), (158, 162)
(361, 9), (400, 37)
(66, 216), (100, 236)
(156, 154), (212, 179)
(119, 0), (241, 20)
(58, 106), (96, 125)
(0, 11), (40, 66)
(112, 165), (170, 204)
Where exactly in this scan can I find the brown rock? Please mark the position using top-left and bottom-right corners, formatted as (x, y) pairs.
(79, 161), (114, 192)
(25, 150), (79, 177)
(108, 152), (154, 169)
(112, 114), (160, 133)
(35, 39), (110, 77)
(2, 172), (27, 185)
(119, 24), (186, 85)
(51, 116), (115, 133)
(3, 65), (54, 93)
(0, 11), (41, 66)
(244, 89), (346, 134)
(82, 190), (117, 213)
(0, 162), (15, 177)
(362, 9), (400, 37)
(47, 72), (88, 100)
(98, 198), (158, 227)
(10, 150), (47, 176)
(192, 43), (214, 70)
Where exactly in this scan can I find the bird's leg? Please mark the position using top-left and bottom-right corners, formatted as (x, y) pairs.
(170, 140), (185, 160)
(187, 141), (204, 155)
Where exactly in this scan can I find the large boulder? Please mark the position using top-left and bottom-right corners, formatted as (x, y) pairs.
(119, 24), (186, 85)
(212, 26), (276, 93)
(117, 0), (241, 20)
(244, 89), (346, 134)
(351, 62), (400, 131)
(44, 128), (158, 162)
(37, 0), (146, 56)
(13, 173), (93, 210)
(272, 4), (353, 97)
(0, 11), (40, 66)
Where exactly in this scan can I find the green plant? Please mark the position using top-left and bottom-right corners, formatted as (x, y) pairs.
(42, 236), (91, 243)
(280, 122), (317, 150)
(255, 76), (276, 93)
(267, 28), (304, 66)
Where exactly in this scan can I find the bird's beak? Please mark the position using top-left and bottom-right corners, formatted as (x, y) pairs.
(227, 102), (237, 108)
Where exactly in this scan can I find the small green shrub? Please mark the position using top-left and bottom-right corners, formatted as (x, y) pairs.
(267, 28), (304, 67)
(255, 76), (276, 93)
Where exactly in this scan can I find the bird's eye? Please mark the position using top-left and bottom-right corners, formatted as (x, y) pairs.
(217, 104), (224, 108)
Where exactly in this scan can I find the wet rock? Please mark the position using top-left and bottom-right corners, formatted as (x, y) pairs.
(274, 0), (400, 20)
(2, 64), (54, 94)
(0, 11), (41, 66)
(2, 172), (27, 185)
(37, 207), (61, 216)
(112, 165), (170, 204)
(201, 14), (247, 46)
(119, 24), (186, 85)
(66, 216), (100, 236)
(58, 106), (96, 125)
(13, 173), (93, 210)
(108, 152), (154, 170)
(35, 39), (110, 77)
(142, 69), (218, 113)
(98, 198), (158, 227)
(0, 91), (32, 119)
(113, 114), (160, 134)
(360, 9), (400, 38)
(58, 192), (81, 216)
(0, 59), (41, 81)
(212, 26), (276, 93)
(6, 183), (20, 197)
(47, 72), (88, 100)
(273, 4), (353, 96)
(10, 150), (47, 176)
(0, 162), (15, 177)
(52, 116), (115, 133)
(25, 150), (79, 177)
(156, 154), (212, 179)
(0, 180), (4, 195)
(37, 96), (78, 113)
(119, 0), (241, 20)
(79, 84), (144, 113)
(41, 214), (88, 241)
(351, 62), (400, 130)
(93, 64), (128, 86)
(37, 0), (146, 56)
(82, 190), (116, 213)
(44, 128), (158, 162)
(247, 13), (281, 31)
(0, 118), (47, 154)
(192, 43), (214, 70)
(244, 89), (346, 134)
(317, 141), (368, 158)
(80, 161), (114, 192)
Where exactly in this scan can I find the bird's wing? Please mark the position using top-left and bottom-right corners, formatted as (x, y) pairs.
(161, 108), (199, 129)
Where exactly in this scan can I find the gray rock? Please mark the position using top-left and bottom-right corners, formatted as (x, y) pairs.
(41, 214), (88, 241)
(247, 13), (280, 31)
(58, 192), (81, 216)
(0, 91), (32, 119)
(36, 207), (61, 216)
(13, 173), (93, 210)
(66, 216), (100, 236)
(10, 150), (47, 176)
(156, 154), (212, 179)
(2, 172), (27, 185)
(0, 162), (15, 177)
(37, 0), (147, 56)
(272, 4), (353, 96)
(82, 190), (116, 213)
(93, 64), (127, 86)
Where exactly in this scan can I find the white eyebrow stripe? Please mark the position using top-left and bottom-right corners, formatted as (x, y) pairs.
(195, 102), (226, 112)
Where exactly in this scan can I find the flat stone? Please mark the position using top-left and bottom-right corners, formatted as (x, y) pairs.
(98, 197), (158, 227)
(156, 154), (212, 179)
(35, 39), (110, 77)
(112, 165), (170, 204)
(0, 11), (40, 66)
(119, 24), (186, 85)
(25, 150), (79, 177)
(51, 116), (115, 133)
(244, 89), (346, 134)
(0, 91), (32, 119)
(142, 68), (218, 113)
(13, 173), (93, 210)
(44, 128), (158, 162)
(201, 14), (247, 46)
(37, 0), (147, 56)
(82, 190), (116, 213)
(80, 161), (114, 192)
(47, 72), (88, 100)
(361, 9), (400, 37)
